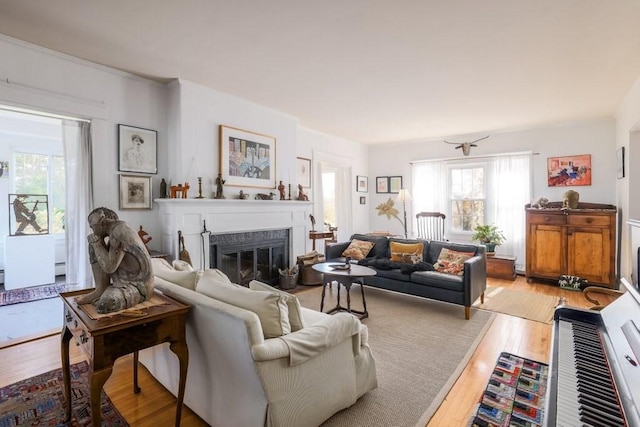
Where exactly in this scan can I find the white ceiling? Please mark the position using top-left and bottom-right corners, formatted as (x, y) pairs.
(1, 0), (640, 145)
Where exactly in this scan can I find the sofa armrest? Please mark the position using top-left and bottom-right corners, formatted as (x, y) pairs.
(462, 253), (487, 306)
(252, 312), (361, 366)
(325, 241), (351, 260)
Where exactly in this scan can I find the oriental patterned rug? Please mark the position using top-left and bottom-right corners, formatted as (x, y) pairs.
(0, 283), (68, 307)
(0, 361), (128, 426)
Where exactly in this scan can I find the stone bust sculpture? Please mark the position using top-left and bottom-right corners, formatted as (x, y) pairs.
(76, 207), (153, 313)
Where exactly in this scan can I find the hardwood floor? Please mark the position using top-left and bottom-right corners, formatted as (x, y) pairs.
(0, 276), (616, 426)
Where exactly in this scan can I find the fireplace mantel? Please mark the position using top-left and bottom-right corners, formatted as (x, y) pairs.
(154, 198), (313, 270)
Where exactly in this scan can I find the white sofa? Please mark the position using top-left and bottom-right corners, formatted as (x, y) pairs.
(138, 264), (377, 427)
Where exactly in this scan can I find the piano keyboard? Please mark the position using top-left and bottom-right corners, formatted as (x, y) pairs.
(557, 319), (626, 426)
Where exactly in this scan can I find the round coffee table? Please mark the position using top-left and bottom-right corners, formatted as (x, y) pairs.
(312, 262), (376, 319)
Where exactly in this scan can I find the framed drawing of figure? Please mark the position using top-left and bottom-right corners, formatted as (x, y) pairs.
(118, 124), (157, 174)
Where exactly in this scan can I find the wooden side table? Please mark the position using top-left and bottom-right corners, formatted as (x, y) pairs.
(60, 289), (190, 426)
(486, 255), (517, 280)
(309, 231), (335, 251)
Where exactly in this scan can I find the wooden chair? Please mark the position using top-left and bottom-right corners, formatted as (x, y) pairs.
(415, 212), (446, 241)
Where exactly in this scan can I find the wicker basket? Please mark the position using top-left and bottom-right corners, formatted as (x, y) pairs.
(279, 273), (298, 290)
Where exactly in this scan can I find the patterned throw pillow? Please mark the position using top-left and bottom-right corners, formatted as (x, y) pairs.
(342, 239), (375, 260)
(389, 242), (424, 264)
(434, 248), (474, 275)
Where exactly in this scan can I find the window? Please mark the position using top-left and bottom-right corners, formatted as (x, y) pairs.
(322, 169), (336, 228)
(14, 152), (65, 233)
(449, 166), (485, 232)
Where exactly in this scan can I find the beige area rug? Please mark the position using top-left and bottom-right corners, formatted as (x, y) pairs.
(295, 285), (495, 427)
(473, 286), (560, 324)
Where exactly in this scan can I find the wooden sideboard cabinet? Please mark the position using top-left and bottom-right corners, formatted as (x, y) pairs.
(525, 202), (617, 288)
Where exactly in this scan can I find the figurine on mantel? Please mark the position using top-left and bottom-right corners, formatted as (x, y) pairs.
(77, 207), (153, 314)
(215, 173), (226, 199)
(297, 184), (309, 201)
(238, 190), (249, 200)
(278, 180), (286, 200)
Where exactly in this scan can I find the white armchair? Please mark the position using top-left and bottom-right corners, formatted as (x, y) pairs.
(138, 275), (377, 427)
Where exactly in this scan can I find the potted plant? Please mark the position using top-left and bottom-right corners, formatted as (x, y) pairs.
(471, 224), (505, 255)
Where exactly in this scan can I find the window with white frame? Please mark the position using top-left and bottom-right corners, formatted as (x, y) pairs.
(449, 165), (486, 232)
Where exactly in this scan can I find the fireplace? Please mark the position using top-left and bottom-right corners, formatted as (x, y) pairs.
(210, 229), (289, 286)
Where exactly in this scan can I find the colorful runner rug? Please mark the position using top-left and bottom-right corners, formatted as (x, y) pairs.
(0, 361), (128, 426)
(0, 283), (68, 307)
(469, 352), (549, 427)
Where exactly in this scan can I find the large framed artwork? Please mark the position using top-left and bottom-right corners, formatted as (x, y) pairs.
(297, 157), (311, 188)
(220, 125), (275, 188)
(119, 175), (153, 210)
(547, 154), (592, 187)
(118, 124), (157, 174)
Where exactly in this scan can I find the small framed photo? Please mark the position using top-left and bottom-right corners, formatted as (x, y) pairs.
(389, 176), (403, 193)
(120, 175), (153, 210)
(297, 157), (312, 188)
(360, 196), (366, 205)
(356, 175), (368, 193)
(376, 176), (389, 193)
(118, 124), (157, 174)
(617, 147), (625, 179)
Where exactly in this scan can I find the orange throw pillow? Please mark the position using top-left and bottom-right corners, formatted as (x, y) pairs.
(434, 248), (474, 275)
(389, 242), (424, 264)
(341, 239), (375, 260)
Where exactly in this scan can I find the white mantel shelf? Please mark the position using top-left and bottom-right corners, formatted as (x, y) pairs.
(154, 198), (313, 270)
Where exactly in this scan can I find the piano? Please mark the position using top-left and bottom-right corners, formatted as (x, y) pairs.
(545, 278), (640, 426)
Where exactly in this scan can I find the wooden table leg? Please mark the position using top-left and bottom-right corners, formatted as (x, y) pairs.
(133, 350), (141, 393)
(89, 366), (113, 427)
(170, 340), (189, 427)
(60, 326), (73, 423)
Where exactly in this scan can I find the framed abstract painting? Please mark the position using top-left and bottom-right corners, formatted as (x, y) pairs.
(220, 125), (275, 189)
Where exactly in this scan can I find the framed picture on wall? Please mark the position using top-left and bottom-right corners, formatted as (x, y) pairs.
(389, 176), (403, 193)
(376, 176), (389, 193)
(118, 124), (157, 174)
(360, 196), (366, 205)
(220, 125), (276, 189)
(356, 175), (368, 193)
(119, 174), (152, 210)
(547, 154), (591, 187)
(297, 157), (311, 188)
(617, 147), (625, 179)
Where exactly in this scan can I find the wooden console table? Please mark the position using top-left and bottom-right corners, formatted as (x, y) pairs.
(60, 289), (190, 426)
(309, 231), (335, 251)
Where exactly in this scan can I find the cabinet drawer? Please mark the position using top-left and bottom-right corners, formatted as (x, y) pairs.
(528, 214), (566, 225)
(567, 215), (611, 226)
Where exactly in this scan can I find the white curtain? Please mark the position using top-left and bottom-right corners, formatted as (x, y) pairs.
(411, 161), (447, 234)
(62, 120), (93, 287)
(492, 153), (532, 271)
(334, 165), (352, 242)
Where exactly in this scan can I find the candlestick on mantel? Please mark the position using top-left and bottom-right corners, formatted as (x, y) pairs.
(196, 177), (204, 199)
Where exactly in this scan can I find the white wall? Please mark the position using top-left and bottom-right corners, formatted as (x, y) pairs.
(368, 119), (616, 237)
(615, 75), (640, 282)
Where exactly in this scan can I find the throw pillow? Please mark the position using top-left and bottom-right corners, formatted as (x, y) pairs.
(151, 258), (202, 290)
(341, 239), (375, 260)
(172, 259), (194, 271)
(389, 241), (424, 264)
(196, 278), (291, 338)
(249, 280), (305, 332)
(433, 248), (474, 276)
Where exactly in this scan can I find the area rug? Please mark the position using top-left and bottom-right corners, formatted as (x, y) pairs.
(295, 285), (495, 427)
(0, 361), (128, 426)
(473, 287), (559, 324)
(469, 352), (548, 427)
(0, 283), (68, 307)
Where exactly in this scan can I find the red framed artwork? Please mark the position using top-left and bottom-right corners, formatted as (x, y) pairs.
(547, 154), (591, 187)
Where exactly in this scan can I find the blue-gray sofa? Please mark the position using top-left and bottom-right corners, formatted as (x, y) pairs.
(325, 234), (487, 319)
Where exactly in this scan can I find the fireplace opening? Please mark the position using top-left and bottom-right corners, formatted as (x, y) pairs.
(210, 229), (290, 286)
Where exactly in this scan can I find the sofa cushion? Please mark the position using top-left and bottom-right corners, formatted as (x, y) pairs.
(389, 241), (424, 263)
(372, 268), (412, 282)
(411, 270), (464, 292)
(350, 234), (390, 258)
(196, 278), (291, 338)
(433, 248), (474, 276)
(172, 259), (194, 271)
(249, 280), (305, 332)
(151, 258), (202, 290)
(342, 239), (375, 260)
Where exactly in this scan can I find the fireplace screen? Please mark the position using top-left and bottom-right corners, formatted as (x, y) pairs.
(211, 229), (289, 286)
